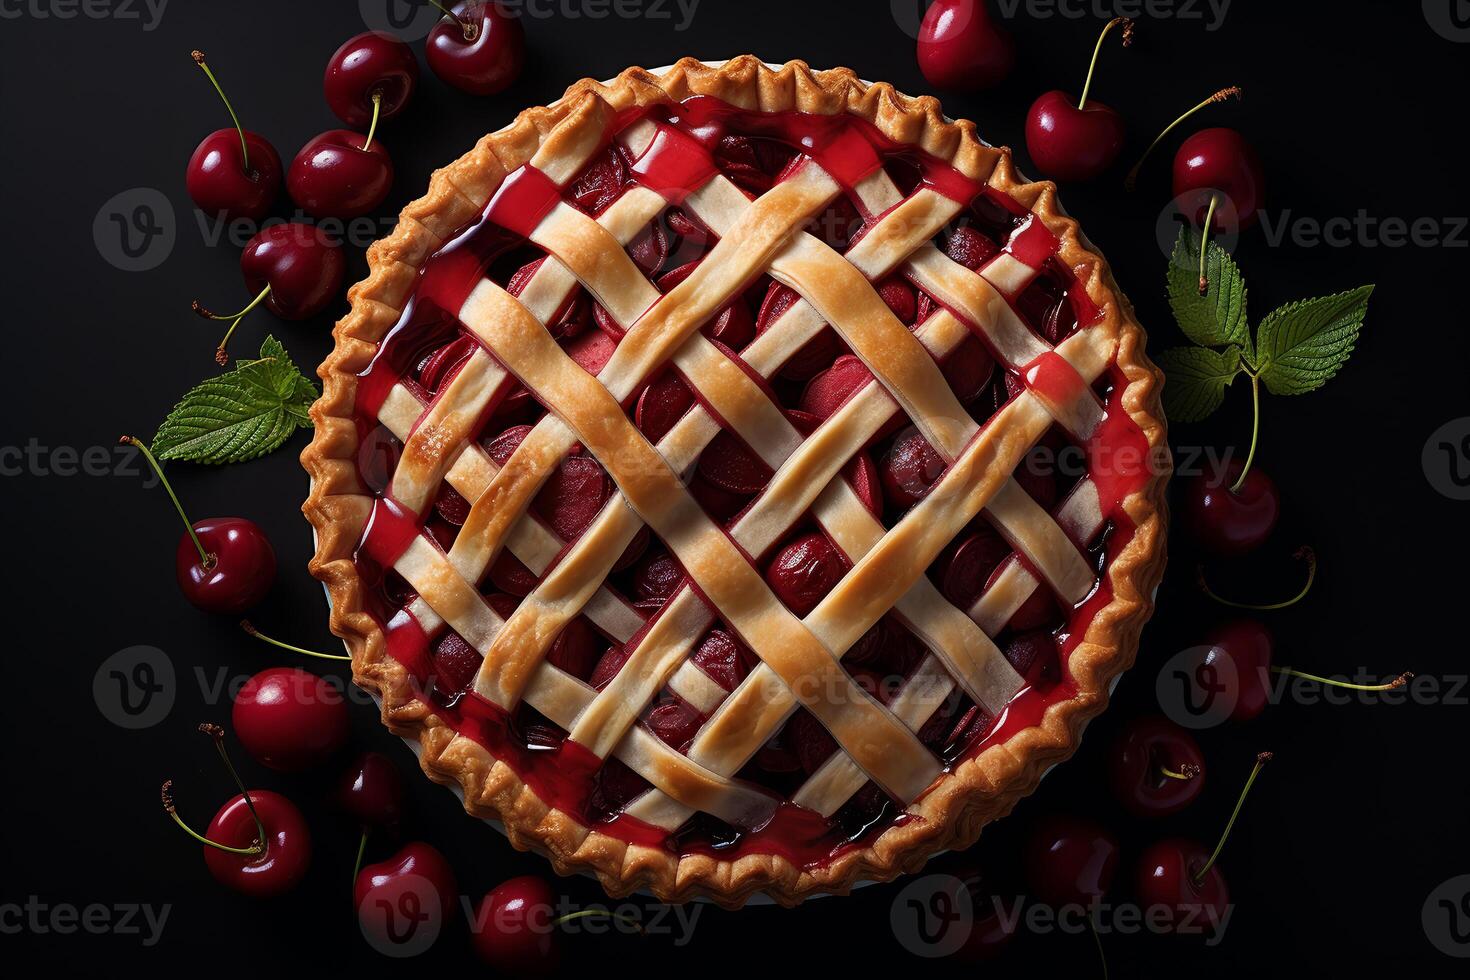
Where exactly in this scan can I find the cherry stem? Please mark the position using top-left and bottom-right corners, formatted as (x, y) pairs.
(361, 92), (382, 152)
(194, 285), (271, 365)
(1077, 17), (1133, 111)
(201, 722), (269, 852)
(240, 620), (351, 661)
(1198, 546), (1316, 610)
(553, 908), (646, 934)
(1192, 751), (1272, 886)
(191, 50), (251, 175)
(119, 436), (213, 568)
(1270, 666), (1412, 692)
(426, 0), (478, 40)
(162, 781), (263, 856)
(1124, 87), (1242, 192)
(1160, 763), (1201, 781)
(1231, 368), (1261, 492)
(1198, 194), (1220, 296)
(353, 829), (369, 895)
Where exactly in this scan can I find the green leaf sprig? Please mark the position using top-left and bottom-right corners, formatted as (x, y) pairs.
(1155, 228), (1372, 490)
(152, 336), (318, 464)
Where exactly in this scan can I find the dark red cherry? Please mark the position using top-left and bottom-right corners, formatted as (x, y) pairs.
(1183, 459), (1279, 557)
(1107, 715), (1205, 817)
(232, 667), (350, 771)
(936, 525), (1011, 609)
(799, 355), (874, 420)
(765, 532), (850, 617)
(944, 225), (1000, 269)
(635, 372), (694, 443)
(186, 51), (281, 222)
(917, 0), (1016, 92)
(470, 876), (560, 973)
(1024, 18), (1132, 182)
(356, 842), (458, 950)
(188, 130), (282, 223)
(946, 867), (1018, 961)
(288, 130), (393, 219)
(241, 223), (346, 319)
(880, 427), (946, 509)
(632, 550), (683, 603)
(427, 1), (526, 97)
(324, 31), (419, 129)
(201, 790), (311, 897)
(336, 751), (406, 829)
(1199, 618), (1274, 722)
(1023, 814), (1120, 908)
(1173, 127), (1264, 232)
(175, 517), (277, 614)
(433, 631), (483, 696)
(1135, 838), (1229, 932)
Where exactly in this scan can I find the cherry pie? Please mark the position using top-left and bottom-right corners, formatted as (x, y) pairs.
(303, 57), (1170, 906)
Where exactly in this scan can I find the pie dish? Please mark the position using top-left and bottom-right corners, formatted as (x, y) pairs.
(302, 56), (1170, 907)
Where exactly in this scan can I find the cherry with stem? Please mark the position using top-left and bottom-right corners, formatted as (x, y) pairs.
(427, 0), (478, 39)
(1124, 87), (1242, 192)
(186, 51), (282, 222)
(193, 51), (251, 174)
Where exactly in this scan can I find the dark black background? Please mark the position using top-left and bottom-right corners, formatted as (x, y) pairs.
(4, 0), (1468, 973)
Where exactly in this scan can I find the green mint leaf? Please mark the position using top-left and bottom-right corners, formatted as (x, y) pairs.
(1167, 226), (1250, 354)
(1256, 285), (1373, 396)
(153, 336), (319, 464)
(1156, 345), (1243, 423)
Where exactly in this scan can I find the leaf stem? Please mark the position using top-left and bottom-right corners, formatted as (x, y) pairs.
(119, 436), (212, 567)
(1077, 17), (1133, 111)
(1192, 751), (1272, 886)
(1231, 369), (1261, 492)
(192, 51), (251, 175)
(1198, 546), (1316, 610)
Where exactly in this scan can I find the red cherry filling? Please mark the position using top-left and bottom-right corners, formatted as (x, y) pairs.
(484, 425), (608, 541)
(764, 532), (849, 618)
(880, 426), (946, 509)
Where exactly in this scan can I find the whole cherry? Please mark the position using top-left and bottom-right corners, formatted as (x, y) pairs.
(185, 51), (281, 222)
(1135, 751), (1271, 933)
(1174, 127), (1264, 233)
(1107, 715), (1205, 817)
(232, 667), (350, 771)
(1022, 814), (1120, 908)
(194, 223), (345, 362)
(427, 1), (527, 96)
(1182, 458), (1280, 557)
(916, 0), (1016, 93)
(161, 724), (310, 898)
(121, 437), (276, 614)
(471, 876), (561, 973)
(1124, 86), (1242, 192)
(944, 866), (1018, 961)
(1025, 17), (1133, 182)
(324, 31), (419, 129)
(288, 128), (394, 221)
(337, 751), (406, 830)
(356, 842), (459, 952)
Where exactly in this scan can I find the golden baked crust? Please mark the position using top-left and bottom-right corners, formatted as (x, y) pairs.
(301, 55), (1170, 908)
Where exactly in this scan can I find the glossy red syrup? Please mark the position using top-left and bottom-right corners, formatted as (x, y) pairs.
(348, 94), (1152, 868)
